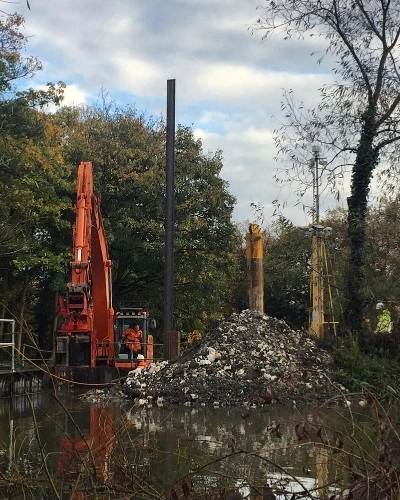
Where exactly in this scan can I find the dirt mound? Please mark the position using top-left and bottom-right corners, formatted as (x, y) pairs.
(123, 309), (342, 407)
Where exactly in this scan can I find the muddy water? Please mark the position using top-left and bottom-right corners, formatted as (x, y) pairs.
(0, 389), (375, 498)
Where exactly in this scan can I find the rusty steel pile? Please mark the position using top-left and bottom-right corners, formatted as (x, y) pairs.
(121, 309), (344, 408)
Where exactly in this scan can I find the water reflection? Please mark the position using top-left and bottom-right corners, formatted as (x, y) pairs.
(57, 406), (114, 491)
(0, 391), (373, 498)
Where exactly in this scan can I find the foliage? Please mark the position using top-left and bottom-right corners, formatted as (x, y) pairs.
(52, 101), (241, 337)
(0, 12), (42, 94)
(333, 335), (400, 395)
(0, 110), (73, 346)
(173, 126), (241, 332)
(255, 0), (400, 334)
(321, 200), (400, 333)
(0, 9), (69, 348)
(263, 217), (311, 329)
(363, 197), (400, 308)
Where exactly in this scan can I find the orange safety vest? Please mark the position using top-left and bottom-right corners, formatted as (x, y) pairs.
(123, 328), (142, 352)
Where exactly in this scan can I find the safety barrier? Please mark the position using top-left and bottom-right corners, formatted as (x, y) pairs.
(0, 320), (51, 397)
(0, 319), (15, 372)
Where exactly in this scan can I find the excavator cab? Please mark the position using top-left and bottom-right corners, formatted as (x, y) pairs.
(114, 303), (155, 369)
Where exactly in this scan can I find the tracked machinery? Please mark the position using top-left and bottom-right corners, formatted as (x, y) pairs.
(54, 162), (155, 382)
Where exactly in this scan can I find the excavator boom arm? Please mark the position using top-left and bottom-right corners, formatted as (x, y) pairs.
(57, 162), (114, 366)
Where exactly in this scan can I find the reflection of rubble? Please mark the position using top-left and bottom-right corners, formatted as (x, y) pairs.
(123, 310), (341, 407)
(120, 406), (341, 498)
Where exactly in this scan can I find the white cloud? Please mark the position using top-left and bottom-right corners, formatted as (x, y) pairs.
(62, 84), (89, 106)
(111, 54), (162, 94)
(5, 0), (344, 226)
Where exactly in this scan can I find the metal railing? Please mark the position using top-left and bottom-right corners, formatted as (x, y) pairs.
(21, 344), (53, 367)
(0, 319), (15, 373)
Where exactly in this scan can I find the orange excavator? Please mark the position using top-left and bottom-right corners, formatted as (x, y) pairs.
(54, 162), (155, 376)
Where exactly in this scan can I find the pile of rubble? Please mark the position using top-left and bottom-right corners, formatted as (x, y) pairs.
(122, 310), (343, 407)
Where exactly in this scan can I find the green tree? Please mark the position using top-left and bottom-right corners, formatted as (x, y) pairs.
(53, 102), (240, 338)
(0, 111), (72, 348)
(263, 217), (311, 329)
(173, 126), (240, 332)
(361, 198), (400, 330)
(0, 9), (68, 349)
(53, 103), (167, 308)
(255, 0), (400, 333)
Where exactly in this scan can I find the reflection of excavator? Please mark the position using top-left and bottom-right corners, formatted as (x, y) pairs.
(54, 162), (155, 378)
(57, 406), (115, 498)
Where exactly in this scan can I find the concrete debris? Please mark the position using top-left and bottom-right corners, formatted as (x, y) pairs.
(122, 309), (343, 407)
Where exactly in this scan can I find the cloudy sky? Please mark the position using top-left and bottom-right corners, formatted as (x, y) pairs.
(7, 0), (347, 226)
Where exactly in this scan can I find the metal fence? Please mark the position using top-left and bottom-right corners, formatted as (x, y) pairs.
(0, 319), (15, 372)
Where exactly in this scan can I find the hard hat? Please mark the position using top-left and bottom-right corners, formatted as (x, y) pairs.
(376, 302), (384, 310)
(137, 354), (145, 360)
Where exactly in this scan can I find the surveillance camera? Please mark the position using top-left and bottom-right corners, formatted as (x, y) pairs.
(301, 227), (313, 237)
(324, 227), (332, 236)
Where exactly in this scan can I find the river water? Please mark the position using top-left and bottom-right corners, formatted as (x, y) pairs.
(0, 388), (378, 499)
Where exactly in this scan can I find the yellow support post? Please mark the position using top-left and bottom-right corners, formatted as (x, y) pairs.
(246, 224), (264, 313)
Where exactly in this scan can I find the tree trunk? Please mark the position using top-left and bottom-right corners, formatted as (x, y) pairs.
(344, 113), (378, 333)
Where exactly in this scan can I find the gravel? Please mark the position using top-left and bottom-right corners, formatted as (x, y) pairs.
(121, 309), (343, 407)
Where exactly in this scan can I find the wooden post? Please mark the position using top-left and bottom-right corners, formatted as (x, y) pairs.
(310, 233), (325, 337)
(246, 224), (264, 313)
(316, 444), (329, 499)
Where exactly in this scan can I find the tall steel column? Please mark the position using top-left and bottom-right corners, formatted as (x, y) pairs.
(164, 79), (175, 360)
